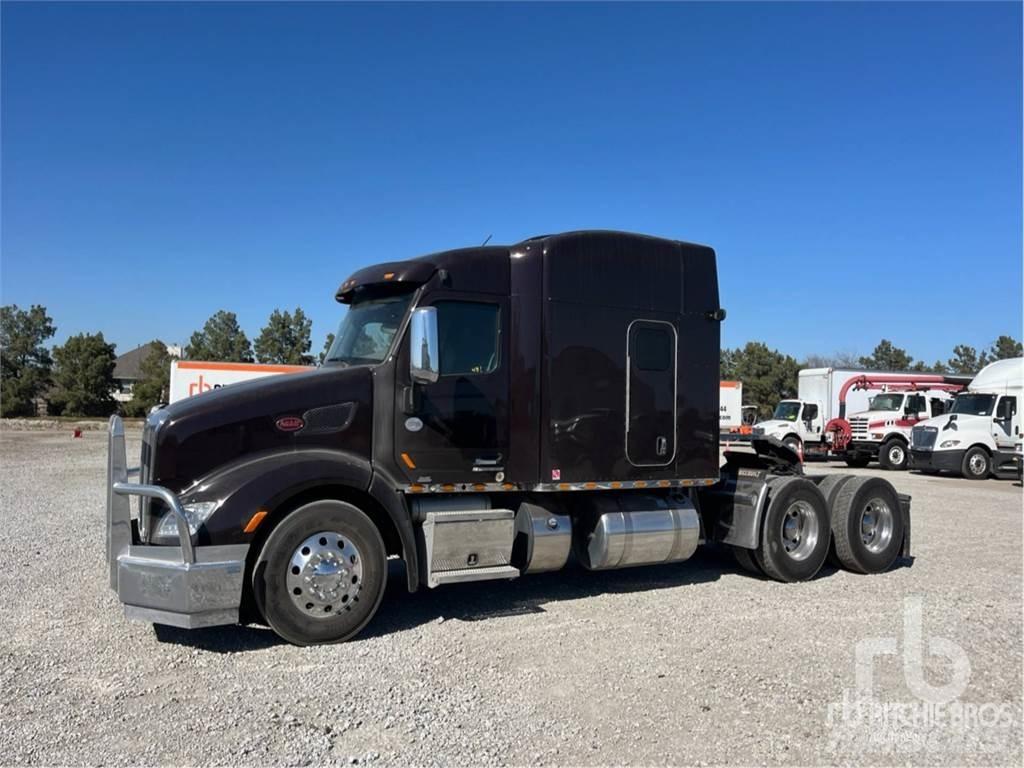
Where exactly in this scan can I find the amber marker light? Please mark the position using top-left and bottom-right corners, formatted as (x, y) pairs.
(243, 510), (268, 533)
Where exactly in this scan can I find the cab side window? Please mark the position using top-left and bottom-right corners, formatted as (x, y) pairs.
(997, 396), (1017, 420)
(435, 301), (500, 376)
(907, 394), (926, 414)
(803, 404), (818, 422)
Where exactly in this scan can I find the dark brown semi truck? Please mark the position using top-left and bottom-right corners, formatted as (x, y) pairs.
(105, 231), (910, 645)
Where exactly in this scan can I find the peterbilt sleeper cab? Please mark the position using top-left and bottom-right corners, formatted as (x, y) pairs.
(105, 231), (912, 645)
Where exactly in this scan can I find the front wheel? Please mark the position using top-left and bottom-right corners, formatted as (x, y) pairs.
(961, 447), (991, 480)
(252, 500), (388, 646)
(878, 440), (909, 471)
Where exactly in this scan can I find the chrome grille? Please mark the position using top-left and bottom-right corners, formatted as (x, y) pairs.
(912, 426), (937, 451)
(138, 409), (167, 540)
(849, 416), (870, 440)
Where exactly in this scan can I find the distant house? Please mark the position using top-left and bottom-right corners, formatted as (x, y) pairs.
(112, 341), (181, 402)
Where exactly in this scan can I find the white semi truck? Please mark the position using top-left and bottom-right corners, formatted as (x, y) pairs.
(753, 368), (969, 469)
(910, 357), (1023, 479)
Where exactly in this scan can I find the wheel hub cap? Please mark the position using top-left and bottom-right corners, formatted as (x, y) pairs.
(969, 454), (987, 475)
(287, 532), (364, 618)
(780, 501), (819, 561)
(860, 499), (894, 554)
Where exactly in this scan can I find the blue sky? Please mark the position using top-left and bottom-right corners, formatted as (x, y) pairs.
(2, 1), (1021, 363)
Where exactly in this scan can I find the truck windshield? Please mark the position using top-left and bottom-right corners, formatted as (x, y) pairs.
(950, 393), (997, 416)
(772, 402), (801, 421)
(868, 393), (904, 411)
(325, 290), (415, 366)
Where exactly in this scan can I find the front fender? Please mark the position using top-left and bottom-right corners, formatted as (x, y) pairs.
(178, 448), (419, 591)
(182, 448), (373, 545)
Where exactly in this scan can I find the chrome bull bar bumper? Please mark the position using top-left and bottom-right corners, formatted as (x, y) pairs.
(107, 415), (248, 629)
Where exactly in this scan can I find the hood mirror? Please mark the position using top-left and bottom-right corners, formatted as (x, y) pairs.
(409, 307), (440, 384)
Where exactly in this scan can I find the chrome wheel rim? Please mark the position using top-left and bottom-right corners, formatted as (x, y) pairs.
(860, 498), (894, 554)
(779, 500), (819, 561)
(888, 445), (905, 465)
(287, 531), (363, 618)
(968, 453), (988, 476)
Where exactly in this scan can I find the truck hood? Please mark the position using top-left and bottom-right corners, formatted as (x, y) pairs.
(914, 412), (989, 435)
(846, 409), (899, 422)
(152, 365), (374, 488)
(755, 420), (800, 434)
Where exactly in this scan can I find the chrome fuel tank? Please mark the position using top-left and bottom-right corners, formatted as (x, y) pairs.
(577, 495), (700, 570)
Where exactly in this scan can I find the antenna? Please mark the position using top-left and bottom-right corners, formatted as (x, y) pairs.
(481, 234), (492, 246)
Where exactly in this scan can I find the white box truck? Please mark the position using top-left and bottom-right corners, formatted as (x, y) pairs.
(910, 357), (1023, 479)
(719, 381), (744, 429)
(753, 368), (968, 469)
(169, 361), (313, 403)
(719, 381), (759, 444)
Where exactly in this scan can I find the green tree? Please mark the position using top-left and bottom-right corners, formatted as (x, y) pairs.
(319, 332), (335, 365)
(987, 335), (1022, 361)
(185, 310), (253, 362)
(727, 342), (800, 417)
(801, 350), (860, 369)
(859, 339), (914, 371)
(947, 344), (987, 375)
(254, 307), (313, 365)
(124, 341), (172, 416)
(49, 332), (117, 416)
(720, 347), (737, 380)
(0, 304), (56, 416)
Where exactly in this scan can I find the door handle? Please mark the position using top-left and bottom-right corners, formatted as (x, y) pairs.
(656, 436), (668, 457)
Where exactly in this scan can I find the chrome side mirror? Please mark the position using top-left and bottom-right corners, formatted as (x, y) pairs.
(409, 307), (439, 384)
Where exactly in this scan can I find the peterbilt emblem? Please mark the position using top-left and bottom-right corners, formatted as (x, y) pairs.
(404, 417), (424, 432)
(275, 416), (305, 432)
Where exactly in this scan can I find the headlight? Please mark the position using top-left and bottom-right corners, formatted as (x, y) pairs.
(871, 433), (885, 439)
(153, 500), (219, 542)
(939, 440), (960, 449)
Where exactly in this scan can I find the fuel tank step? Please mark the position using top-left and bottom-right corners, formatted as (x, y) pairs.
(430, 565), (519, 586)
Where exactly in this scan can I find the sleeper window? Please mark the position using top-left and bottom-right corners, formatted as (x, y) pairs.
(633, 327), (672, 371)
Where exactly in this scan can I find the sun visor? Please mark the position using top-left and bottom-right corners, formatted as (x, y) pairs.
(336, 261), (436, 304)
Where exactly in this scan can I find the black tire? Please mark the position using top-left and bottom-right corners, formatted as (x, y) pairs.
(731, 545), (764, 577)
(961, 446), (991, 480)
(844, 455), (870, 468)
(754, 477), (830, 582)
(878, 439), (909, 471)
(815, 475), (856, 569)
(831, 476), (904, 574)
(252, 500), (387, 646)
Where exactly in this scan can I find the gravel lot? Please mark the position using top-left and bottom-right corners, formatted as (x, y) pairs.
(1, 428), (1021, 766)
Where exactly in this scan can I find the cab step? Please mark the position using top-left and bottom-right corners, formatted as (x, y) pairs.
(430, 565), (520, 586)
(418, 505), (518, 588)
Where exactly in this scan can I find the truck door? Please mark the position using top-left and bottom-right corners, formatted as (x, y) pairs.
(801, 403), (820, 439)
(395, 296), (509, 485)
(626, 320), (676, 466)
(993, 395), (1018, 450)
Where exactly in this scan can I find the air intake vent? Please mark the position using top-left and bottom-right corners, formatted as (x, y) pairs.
(301, 402), (356, 435)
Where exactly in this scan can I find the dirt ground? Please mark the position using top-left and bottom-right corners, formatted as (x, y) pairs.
(1, 428), (1020, 766)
